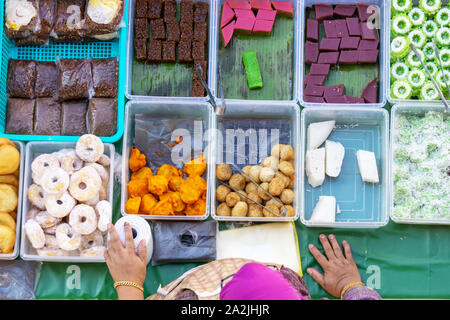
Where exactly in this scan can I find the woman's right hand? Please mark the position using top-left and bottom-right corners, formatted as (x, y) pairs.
(307, 234), (363, 298)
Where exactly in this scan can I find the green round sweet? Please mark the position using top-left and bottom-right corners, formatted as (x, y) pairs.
(419, 0), (442, 16)
(392, 14), (412, 36)
(419, 81), (440, 99)
(424, 61), (439, 77)
(406, 48), (425, 68)
(435, 8), (450, 26)
(391, 36), (410, 60)
(391, 61), (409, 80)
(422, 42), (436, 60)
(407, 69), (427, 93)
(422, 20), (438, 37)
(437, 48), (450, 67)
(392, 0), (413, 13)
(435, 27), (450, 47)
(435, 70), (450, 91)
(408, 29), (427, 48)
(391, 80), (413, 99)
(408, 8), (426, 26)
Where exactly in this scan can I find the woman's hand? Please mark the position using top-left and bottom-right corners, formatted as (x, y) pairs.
(307, 234), (362, 298)
(105, 222), (147, 300)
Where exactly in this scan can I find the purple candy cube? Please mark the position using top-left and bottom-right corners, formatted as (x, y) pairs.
(346, 17), (361, 36)
(360, 22), (378, 40)
(318, 51), (339, 65)
(339, 50), (359, 64)
(314, 4), (333, 22)
(307, 19), (319, 41)
(323, 20), (338, 38)
(304, 95), (325, 103)
(357, 3), (371, 22)
(358, 39), (379, 50)
(334, 5), (356, 17)
(304, 85), (325, 96)
(324, 84), (345, 96)
(340, 37), (360, 50)
(320, 38), (341, 51)
(309, 63), (330, 75)
(361, 77), (378, 103)
(358, 50), (379, 63)
(305, 41), (319, 64)
(325, 95), (348, 103)
(335, 20), (349, 38)
(304, 75), (327, 86)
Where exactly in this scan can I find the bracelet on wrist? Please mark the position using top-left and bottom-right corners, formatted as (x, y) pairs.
(114, 280), (144, 293)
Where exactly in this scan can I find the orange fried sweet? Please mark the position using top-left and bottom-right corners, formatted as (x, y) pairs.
(157, 164), (182, 178)
(131, 167), (153, 180)
(185, 198), (206, 216)
(183, 154), (206, 177)
(125, 197), (141, 214)
(186, 175), (207, 194)
(179, 180), (202, 204)
(129, 148), (146, 172)
(160, 191), (185, 212)
(148, 175), (169, 196)
(168, 175), (184, 192)
(127, 179), (148, 198)
(150, 199), (174, 215)
(139, 194), (158, 214)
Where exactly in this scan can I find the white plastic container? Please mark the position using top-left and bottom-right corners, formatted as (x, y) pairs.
(298, 0), (389, 108)
(0, 141), (24, 260)
(210, 100), (300, 222)
(20, 142), (115, 262)
(300, 107), (389, 228)
(121, 99), (214, 220)
(390, 103), (450, 225)
(125, 0), (217, 100)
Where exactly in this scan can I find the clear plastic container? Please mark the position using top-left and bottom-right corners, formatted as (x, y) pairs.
(390, 103), (449, 225)
(210, 101), (300, 222)
(213, 0), (300, 102)
(121, 99), (214, 220)
(0, 141), (24, 260)
(298, 0), (389, 108)
(125, 0), (217, 100)
(20, 142), (115, 263)
(300, 107), (389, 228)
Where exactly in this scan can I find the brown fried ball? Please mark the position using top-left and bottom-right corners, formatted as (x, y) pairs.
(275, 172), (290, 188)
(270, 144), (281, 158)
(216, 163), (232, 181)
(245, 182), (258, 194)
(280, 189), (295, 204)
(242, 165), (252, 182)
(225, 192), (241, 207)
(231, 201), (248, 217)
(229, 174), (246, 190)
(257, 182), (271, 201)
(262, 156), (279, 171)
(265, 197), (283, 208)
(280, 145), (295, 161)
(263, 204), (279, 218)
(259, 167), (275, 182)
(246, 192), (262, 205)
(216, 185), (231, 202)
(279, 161), (295, 177)
(288, 175), (295, 189)
(236, 190), (247, 201)
(268, 177), (285, 196)
(216, 203), (231, 216)
(285, 205), (295, 217)
(248, 166), (262, 184)
(248, 204), (263, 217)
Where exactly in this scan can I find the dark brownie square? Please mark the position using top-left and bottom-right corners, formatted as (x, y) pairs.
(135, 18), (149, 39)
(151, 18), (166, 40)
(180, 0), (194, 23)
(178, 40), (192, 62)
(136, 0), (148, 18)
(35, 61), (57, 98)
(193, 60), (208, 81)
(192, 41), (205, 60)
(88, 98), (117, 137)
(166, 21), (180, 42)
(164, 0), (177, 23)
(148, 0), (162, 19)
(162, 41), (177, 62)
(194, 1), (209, 22)
(134, 38), (148, 61)
(7, 59), (36, 99)
(180, 20), (193, 40)
(148, 40), (162, 62)
(194, 21), (208, 43)
(34, 98), (61, 135)
(61, 100), (87, 136)
(5, 98), (35, 135)
(191, 79), (205, 97)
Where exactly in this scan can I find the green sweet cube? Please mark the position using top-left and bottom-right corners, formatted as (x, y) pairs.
(242, 51), (263, 89)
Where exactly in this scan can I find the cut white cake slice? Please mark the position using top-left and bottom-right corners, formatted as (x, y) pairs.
(325, 140), (345, 177)
(307, 120), (335, 150)
(356, 150), (379, 183)
(305, 147), (325, 188)
(309, 196), (336, 223)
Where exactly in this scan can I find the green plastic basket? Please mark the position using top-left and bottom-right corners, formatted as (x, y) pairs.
(0, 0), (128, 143)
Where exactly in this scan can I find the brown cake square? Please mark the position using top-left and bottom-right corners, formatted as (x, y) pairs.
(136, 0), (148, 18)
(34, 98), (61, 135)
(148, 40), (162, 62)
(178, 40), (192, 62)
(135, 18), (149, 39)
(190, 79), (205, 97)
(148, 0), (162, 19)
(35, 61), (57, 98)
(7, 59), (36, 99)
(193, 21), (207, 43)
(164, 0), (177, 23)
(180, 0), (194, 23)
(5, 98), (35, 135)
(135, 38), (148, 61)
(194, 1), (209, 22)
(92, 58), (119, 98)
(192, 41), (205, 60)
(61, 100), (88, 136)
(180, 20), (193, 40)
(150, 18), (166, 40)
(88, 98), (117, 137)
(162, 41), (177, 62)
(166, 21), (180, 42)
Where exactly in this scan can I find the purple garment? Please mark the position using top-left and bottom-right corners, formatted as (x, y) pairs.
(344, 285), (382, 300)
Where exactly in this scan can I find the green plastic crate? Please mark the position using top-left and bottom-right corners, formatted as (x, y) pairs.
(0, 0), (128, 143)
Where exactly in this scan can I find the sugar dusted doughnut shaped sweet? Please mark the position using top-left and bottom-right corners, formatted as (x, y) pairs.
(80, 246), (106, 257)
(45, 192), (76, 218)
(97, 154), (110, 167)
(32, 154), (60, 177)
(85, 163), (109, 186)
(76, 134), (104, 163)
(25, 220), (46, 249)
(80, 230), (104, 250)
(44, 234), (59, 248)
(56, 223), (81, 251)
(41, 168), (70, 194)
(82, 192), (100, 206)
(61, 151), (84, 175)
(43, 224), (58, 235)
(27, 184), (46, 210)
(95, 200), (112, 233)
(35, 211), (62, 229)
(37, 247), (70, 257)
(69, 204), (98, 235)
(69, 166), (102, 202)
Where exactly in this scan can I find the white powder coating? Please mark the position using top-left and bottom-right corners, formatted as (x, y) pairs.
(87, 0), (121, 25)
(5, 0), (37, 30)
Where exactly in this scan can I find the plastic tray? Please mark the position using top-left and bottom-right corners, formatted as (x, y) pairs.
(121, 99), (214, 220)
(390, 103), (449, 225)
(125, 0), (217, 100)
(387, 1), (450, 105)
(0, 141), (24, 260)
(211, 101), (300, 222)
(300, 107), (389, 228)
(298, 0), (389, 108)
(0, 0), (128, 143)
(20, 142), (115, 263)
(214, 0), (299, 102)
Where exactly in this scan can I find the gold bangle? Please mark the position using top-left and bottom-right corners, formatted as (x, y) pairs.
(340, 281), (365, 300)
(113, 281), (144, 293)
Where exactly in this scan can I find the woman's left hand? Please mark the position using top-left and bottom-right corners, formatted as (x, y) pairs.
(105, 222), (147, 300)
